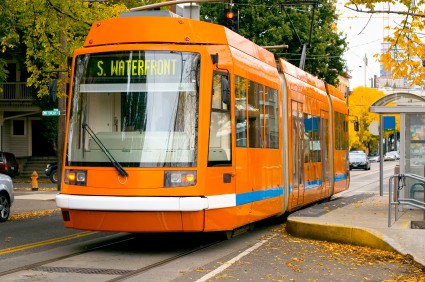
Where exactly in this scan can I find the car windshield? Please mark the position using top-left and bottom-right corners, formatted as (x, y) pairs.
(349, 153), (367, 161)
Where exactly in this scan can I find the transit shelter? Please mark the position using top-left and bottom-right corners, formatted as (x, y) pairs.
(369, 92), (425, 201)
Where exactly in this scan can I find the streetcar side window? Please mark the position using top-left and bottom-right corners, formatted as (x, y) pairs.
(265, 87), (279, 148)
(335, 112), (348, 150)
(234, 75), (279, 149)
(304, 115), (321, 162)
(303, 113), (311, 163)
(208, 73), (231, 166)
(235, 76), (247, 147)
(248, 81), (264, 148)
(292, 101), (304, 187)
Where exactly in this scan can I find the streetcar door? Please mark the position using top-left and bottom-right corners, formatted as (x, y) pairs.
(320, 110), (331, 198)
(234, 76), (251, 218)
(207, 73), (235, 220)
(291, 101), (304, 207)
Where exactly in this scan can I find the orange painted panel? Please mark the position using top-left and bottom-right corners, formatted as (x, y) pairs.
(250, 196), (283, 221)
(204, 206), (251, 231)
(182, 211), (205, 231)
(60, 171), (203, 197)
(235, 148), (251, 195)
(62, 210), (190, 232)
(205, 167), (235, 196)
(88, 168), (164, 189)
(85, 17), (228, 47)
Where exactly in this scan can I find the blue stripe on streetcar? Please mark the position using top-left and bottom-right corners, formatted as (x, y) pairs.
(234, 173), (348, 207)
(236, 187), (284, 206)
(334, 174), (347, 182)
(304, 179), (322, 190)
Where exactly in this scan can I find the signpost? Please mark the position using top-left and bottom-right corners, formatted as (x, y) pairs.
(42, 108), (60, 116)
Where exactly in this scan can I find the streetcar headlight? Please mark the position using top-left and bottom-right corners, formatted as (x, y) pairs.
(65, 169), (87, 186)
(164, 171), (196, 187)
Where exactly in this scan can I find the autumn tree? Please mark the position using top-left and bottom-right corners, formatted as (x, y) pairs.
(348, 86), (385, 153)
(344, 0), (425, 86)
(0, 0), (130, 186)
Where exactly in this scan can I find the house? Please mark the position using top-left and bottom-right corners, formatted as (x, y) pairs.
(0, 61), (56, 174)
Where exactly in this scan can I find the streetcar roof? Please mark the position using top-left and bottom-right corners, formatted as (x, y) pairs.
(83, 16), (276, 68)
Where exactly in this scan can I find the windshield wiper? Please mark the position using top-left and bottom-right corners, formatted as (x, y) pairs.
(82, 123), (128, 177)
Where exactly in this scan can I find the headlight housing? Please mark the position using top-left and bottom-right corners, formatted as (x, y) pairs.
(164, 171), (196, 187)
(65, 170), (87, 186)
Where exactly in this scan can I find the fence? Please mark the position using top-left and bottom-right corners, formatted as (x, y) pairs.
(388, 173), (425, 227)
(0, 82), (35, 100)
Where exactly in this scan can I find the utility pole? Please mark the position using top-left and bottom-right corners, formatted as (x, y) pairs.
(363, 53), (368, 87)
(57, 10), (68, 191)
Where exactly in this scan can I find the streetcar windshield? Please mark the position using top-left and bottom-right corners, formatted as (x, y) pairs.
(67, 51), (200, 167)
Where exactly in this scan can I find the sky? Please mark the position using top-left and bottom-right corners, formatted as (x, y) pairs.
(336, 2), (403, 89)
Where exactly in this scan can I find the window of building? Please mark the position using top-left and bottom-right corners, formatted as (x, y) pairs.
(12, 119), (25, 136)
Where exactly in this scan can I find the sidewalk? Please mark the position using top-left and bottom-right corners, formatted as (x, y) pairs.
(11, 182), (58, 214)
(286, 192), (425, 267)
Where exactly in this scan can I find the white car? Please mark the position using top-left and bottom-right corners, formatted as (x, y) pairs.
(368, 154), (380, 162)
(0, 173), (14, 222)
(384, 151), (399, 161)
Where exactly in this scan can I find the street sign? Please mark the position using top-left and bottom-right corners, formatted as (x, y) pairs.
(384, 116), (396, 130)
(42, 108), (60, 116)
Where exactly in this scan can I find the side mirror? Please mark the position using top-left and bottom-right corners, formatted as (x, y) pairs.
(354, 120), (359, 131)
(221, 77), (230, 106)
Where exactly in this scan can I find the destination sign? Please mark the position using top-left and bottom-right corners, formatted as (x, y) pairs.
(95, 58), (178, 77)
(79, 51), (201, 85)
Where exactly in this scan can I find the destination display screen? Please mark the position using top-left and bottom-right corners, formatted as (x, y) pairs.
(79, 51), (199, 84)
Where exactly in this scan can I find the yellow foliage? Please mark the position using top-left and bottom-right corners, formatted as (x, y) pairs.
(344, 1), (425, 85)
(348, 86), (385, 149)
(348, 86), (401, 151)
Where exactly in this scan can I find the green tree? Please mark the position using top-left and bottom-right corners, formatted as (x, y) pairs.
(13, 0), (127, 96)
(200, 0), (348, 85)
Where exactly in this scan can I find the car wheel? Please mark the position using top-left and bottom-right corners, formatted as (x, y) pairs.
(0, 192), (10, 222)
(50, 169), (58, 183)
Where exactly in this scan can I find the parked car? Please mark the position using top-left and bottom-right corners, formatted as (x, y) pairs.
(384, 151), (399, 161)
(45, 162), (58, 183)
(368, 154), (380, 162)
(350, 150), (365, 154)
(0, 152), (19, 177)
(0, 173), (14, 222)
(349, 152), (371, 170)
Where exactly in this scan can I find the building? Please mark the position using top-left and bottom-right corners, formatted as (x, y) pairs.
(0, 61), (56, 171)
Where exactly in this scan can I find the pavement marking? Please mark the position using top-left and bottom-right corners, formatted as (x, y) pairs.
(0, 231), (95, 255)
(195, 234), (277, 282)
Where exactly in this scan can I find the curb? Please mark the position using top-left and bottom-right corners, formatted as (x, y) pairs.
(286, 219), (394, 252)
(286, 219), (425, 268)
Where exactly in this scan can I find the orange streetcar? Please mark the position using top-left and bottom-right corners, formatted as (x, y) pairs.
(56, 11), (349, 235)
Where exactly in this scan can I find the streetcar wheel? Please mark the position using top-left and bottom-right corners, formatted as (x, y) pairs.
(224, 230), (233, 240)
(0, 193), (10, 222)
(50, 169), (58, 183)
